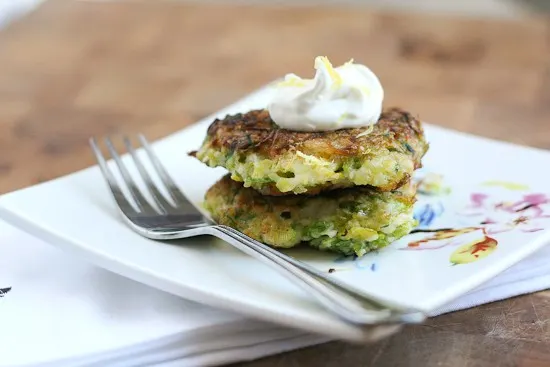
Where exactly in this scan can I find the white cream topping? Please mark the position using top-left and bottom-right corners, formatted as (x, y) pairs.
(267, 56), (384, 131)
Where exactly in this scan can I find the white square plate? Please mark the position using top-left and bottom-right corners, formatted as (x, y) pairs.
(2, 84), (550, 341)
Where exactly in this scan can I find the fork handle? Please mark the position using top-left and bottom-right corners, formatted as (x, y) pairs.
(211, 226), (424, 326)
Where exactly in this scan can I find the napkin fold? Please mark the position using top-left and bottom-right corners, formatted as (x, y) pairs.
(1, 221), (549, 367)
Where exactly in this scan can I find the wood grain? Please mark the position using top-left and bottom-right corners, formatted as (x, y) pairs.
(1, 1), (550, 366)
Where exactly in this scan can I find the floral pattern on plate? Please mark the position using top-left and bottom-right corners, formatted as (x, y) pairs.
(403, 178), (550, 265)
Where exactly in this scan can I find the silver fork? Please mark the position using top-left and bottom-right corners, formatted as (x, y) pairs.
(90, 134), (425, 330)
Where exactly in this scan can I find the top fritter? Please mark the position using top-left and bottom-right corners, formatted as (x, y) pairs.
(190, 107), (429, 196)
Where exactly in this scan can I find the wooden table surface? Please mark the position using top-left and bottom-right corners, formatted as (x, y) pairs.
(1, 1), (550, 366)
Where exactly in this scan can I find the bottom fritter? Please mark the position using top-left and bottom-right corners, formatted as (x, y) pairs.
(204, 175), (418, 257)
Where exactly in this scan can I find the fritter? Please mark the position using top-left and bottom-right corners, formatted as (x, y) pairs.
(191, 107), (428, 196)
(204, 175), (417, 257)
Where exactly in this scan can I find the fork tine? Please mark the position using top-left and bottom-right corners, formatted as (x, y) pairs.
(138, 134), (190, 206)
(123, 137), (174, 214)
(89, 138), (138, 216)
(104, 137), (158, 214)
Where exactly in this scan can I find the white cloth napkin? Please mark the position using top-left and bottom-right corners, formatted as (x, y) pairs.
(1, 221), (550, 367)
(0, 222), (329, 367)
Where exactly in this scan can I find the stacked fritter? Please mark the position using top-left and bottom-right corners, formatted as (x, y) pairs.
(190, 107), (428, 256)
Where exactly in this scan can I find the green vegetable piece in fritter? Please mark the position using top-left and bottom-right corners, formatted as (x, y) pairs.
(204, 175), (418, 257)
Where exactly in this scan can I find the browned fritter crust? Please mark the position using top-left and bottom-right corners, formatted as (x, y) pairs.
(190, 107), (428, 167)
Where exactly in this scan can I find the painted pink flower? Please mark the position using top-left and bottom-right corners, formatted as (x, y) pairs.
(471, 193), (489, 208)
(460, 192), (550, 234)
(459, 193), (490, 216)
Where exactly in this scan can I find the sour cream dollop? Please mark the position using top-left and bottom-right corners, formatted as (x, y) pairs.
(267, 56), (384, 132)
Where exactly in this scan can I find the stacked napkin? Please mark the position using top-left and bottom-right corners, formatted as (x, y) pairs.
(0, 222), (330, 367)
(1, 220), (550, 367)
